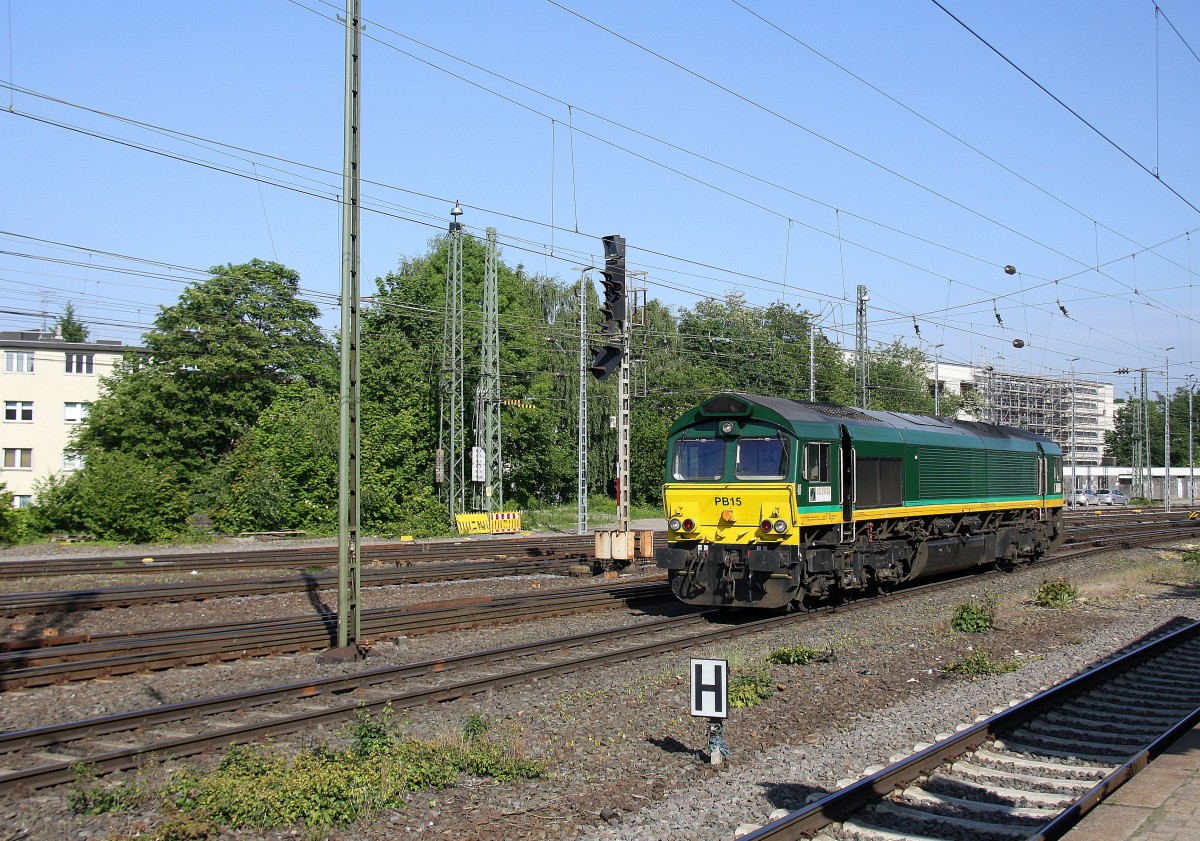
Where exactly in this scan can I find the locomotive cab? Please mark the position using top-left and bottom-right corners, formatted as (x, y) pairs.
(656, 395), (840, 608)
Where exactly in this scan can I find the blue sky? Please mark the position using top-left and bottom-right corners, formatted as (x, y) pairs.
(3, 1), (1198, 400)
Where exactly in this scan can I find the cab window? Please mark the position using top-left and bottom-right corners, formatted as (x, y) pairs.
(735, 437), (789, 479)
(673, 438), (724, 480)
(804, 442), (830, 483)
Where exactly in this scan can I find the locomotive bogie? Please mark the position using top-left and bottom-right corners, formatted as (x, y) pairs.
(656, 394), (1065, 610)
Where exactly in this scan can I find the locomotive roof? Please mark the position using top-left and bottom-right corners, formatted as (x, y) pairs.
(685, 393), (1061, 453)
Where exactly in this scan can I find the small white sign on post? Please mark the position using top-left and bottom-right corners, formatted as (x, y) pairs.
(690, 658), (728, 718)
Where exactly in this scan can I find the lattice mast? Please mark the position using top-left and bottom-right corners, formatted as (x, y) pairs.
(617, 303), (632, 532)
(855, 285), (870, 409)
(1143, 368), (1152, 498)
(1132, 370), (1145, 499)
(439, 203), (466, 525)
(577, 270), (589, 534)
(479, 228), (503, 513)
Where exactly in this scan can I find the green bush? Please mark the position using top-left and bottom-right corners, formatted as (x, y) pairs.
(1182, 550), (1200, 565)
(768, 644), (822, 665)
(462, 713), (491, 740)
(942, 652), (1020, 678)
(166, 716), (544, 831)
(1033, 577), (1079, 609)
(0, 484), (26, 546)
(29, 452), (190, 542)
(68, 763), (149, 815)
(347, 704), (397, 756)
(950, 592), (998, 633)
(729, 668), (775, 708)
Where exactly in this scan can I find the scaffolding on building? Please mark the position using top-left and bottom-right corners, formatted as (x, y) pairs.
(974, 356), (1107, 468)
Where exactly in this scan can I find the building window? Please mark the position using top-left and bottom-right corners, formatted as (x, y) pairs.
(65, 353), (94, 374)
(62, 451), (84, 471)
(64, 402), (91, 424)
(4, 401), (33, 422)
(12, 495), (32, 509)
(2, 448), (32, 470)
(4, 351), (34, 373)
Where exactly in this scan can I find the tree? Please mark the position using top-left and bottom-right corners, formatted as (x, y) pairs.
(1106, 387), (1199, 468)
(76, 260), (336, 482)
(210, 385), (339, 534)
(868, 340), (936, 413)
(56, 302), (89, 343)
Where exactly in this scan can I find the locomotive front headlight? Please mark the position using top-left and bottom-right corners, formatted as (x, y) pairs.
(720, 420), (735, 435)
(773, 519), (788, 534)
(681, 518), (696, 532)
(668, 517), (682, 532)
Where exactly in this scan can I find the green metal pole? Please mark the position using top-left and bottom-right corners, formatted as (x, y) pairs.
(337, 0), (362, 650)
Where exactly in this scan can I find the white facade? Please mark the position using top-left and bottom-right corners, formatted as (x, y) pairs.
(0, 331), (131, 506)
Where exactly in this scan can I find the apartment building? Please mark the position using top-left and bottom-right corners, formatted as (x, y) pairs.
(0, 331), (132, 507)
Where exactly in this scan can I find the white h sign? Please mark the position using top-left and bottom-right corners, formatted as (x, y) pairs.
(690, 658), (728, 718)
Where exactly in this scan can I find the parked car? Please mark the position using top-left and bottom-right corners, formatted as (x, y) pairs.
(1070, 488), (1099, 506)
(1095, 488), (1129, 506)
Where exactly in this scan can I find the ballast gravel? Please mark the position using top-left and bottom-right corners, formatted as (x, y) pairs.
(0, 537), (1198, 841)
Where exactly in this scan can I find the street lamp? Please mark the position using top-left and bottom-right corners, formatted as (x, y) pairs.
(932, 344), (944, 416)
(1165, 348), (1175, 512)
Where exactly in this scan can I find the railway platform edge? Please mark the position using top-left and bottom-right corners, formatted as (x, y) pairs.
(1062, 722), (1200, 841)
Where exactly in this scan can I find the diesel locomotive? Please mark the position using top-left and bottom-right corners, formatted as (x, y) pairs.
(655, 393), (1065, 609)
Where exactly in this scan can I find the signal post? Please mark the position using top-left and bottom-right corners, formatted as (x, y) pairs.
(591, 235), (652, 564)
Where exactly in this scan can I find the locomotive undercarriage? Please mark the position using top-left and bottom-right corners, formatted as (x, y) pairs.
(657, 507), (1064, 609)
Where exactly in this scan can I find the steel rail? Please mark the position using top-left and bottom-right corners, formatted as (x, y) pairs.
(0, 556), (590, 615)
(0, 580), (672, 688)
(0, 533), (614, 580)
(739, 621), (1200, 841)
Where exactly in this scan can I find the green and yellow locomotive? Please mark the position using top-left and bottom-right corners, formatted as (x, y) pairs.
(655, 393), (1064, 609)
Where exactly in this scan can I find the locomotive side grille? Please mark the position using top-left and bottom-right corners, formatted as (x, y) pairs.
(917, 446), (986, 499)
(985, 449), (1039, 496)
(803, 402), (874, 422)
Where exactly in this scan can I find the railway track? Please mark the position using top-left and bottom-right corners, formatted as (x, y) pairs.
(740, 619), (1200, 841)
(0, 555), (599, 615)
(1, 517), (1187, 617)
(0, 532), (610, 580)
(0, 605), (741, 792)
(0, 579), (673, 689)
(0, 525), (1192, 794)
